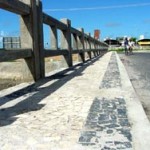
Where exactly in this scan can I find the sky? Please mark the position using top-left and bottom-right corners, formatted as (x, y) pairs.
(0, 0), (150, 47)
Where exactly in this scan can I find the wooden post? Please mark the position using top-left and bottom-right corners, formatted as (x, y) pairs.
(96, 42), (99, 56)
(84, 37), (87, 50)
(72, 33), (79, 62)
(87, 33), (92, 59)
(97, 44), (100, 55)
(20, 0), (44, 81)
(90, 40), (94, 57)
(92, 41), (96, 57)
(60, 18), (73, 67)
(37, 0), (45, 78)
(72, 33), (78, 50)
(84, 37), (88, 60)
(78, 28), (85, 62)
(99, 43), (101, 55)
(94, 42), (97, 57)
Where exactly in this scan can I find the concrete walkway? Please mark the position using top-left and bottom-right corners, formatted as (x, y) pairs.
(0, 52), (150, 150)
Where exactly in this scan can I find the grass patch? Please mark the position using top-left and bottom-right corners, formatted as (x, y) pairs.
(108, 48), (124, 53)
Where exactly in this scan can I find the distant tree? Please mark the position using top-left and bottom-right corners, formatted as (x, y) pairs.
(116, 37), (124, 41)
(130, 37), (137, 42)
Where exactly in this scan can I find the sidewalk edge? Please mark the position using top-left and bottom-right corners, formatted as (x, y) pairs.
(116, 52), (150, 150)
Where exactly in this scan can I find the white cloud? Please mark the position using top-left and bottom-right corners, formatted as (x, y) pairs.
(0, 37), (2, 42)
(105, 23), (121, 27)
(139, 35), (144, 39)
(0, 30), (9, 37)
(0, 36), (3, 48)
(44, 2), (150, 12)
(0, 31), (5, 48)
(0, 30), (5, 36)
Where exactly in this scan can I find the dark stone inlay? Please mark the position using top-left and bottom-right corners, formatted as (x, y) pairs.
(78, 97), (133, 149)
(100, 52), (121, 88)
(79, 131), (96, 145)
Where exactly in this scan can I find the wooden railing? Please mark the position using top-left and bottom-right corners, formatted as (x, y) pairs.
(0, 0), (108, 81)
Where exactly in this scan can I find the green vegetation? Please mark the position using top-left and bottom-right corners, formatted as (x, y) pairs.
(130, 37), (137, 43)
(109, 47), (150, 53)
(108, 48), (124, 53)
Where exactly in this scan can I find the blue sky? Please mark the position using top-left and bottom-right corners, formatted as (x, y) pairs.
(0, 0), (150, 45)
(42, 0), (150, 40)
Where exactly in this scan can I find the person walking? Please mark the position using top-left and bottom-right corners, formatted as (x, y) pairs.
(128, 39), (134, 55)
(124, 37), (129, 55)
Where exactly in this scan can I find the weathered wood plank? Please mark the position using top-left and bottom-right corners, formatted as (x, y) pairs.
(84, 49), (91, 52)
(0, 49), (32, 62)
(43, 13), (67, 30)
(72, 50), (80, 54)
(71, 27), (82, 36)
(72, 49), (93, 53)
(44, 49), (69, 57)
(37, 1), (45, 78)
(0, 0), (30, 15)
(78, 28), (85, 62)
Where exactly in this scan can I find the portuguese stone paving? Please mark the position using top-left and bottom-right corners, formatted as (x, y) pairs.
(100, 53), (121, 88)
(78, 97), (132, 149)
(79, 52), (133, 149)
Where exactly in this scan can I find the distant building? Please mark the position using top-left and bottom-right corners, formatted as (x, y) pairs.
(3, 37), (21, 49)
(116, 37), (125, 46)
(104, 39), (121, 47)
(137, 39), (150, 49)
(139, 35), (144, 40)
(94, 30), (100, 40)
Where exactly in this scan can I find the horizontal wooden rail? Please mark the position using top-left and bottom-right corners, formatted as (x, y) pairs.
(72, 50), (81, 54)
(0, 0), (30, 15)
(72, 49), (91, 53)
(44, 49), (69, 57)
(0, 49), (32, 62)
(71, 28), (82, 36)
(44, 49), (106, 57)
(43, 13), (67, 30)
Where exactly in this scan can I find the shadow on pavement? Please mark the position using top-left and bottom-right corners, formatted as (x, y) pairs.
(0, 54), (105, 126)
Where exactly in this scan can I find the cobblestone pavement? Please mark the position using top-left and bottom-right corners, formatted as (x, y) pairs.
(79, 97), (132, 150)
(78, 52), (132, 150)
(100, 53), (121, 89)
(0, 51), (142, 150)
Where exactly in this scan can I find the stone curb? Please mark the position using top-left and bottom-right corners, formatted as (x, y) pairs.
(116, 52), (150, 150)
